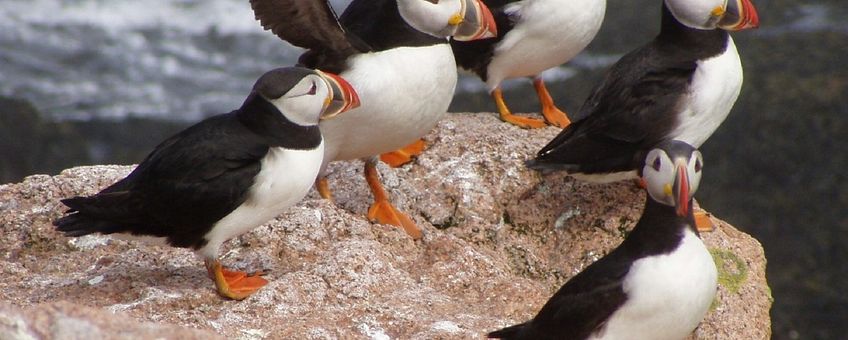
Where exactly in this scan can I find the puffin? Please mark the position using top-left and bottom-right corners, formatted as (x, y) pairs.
(250, 0), (498, 239)
(451, 0), (607, 129)
(489, 140), (717, 340)
(527, 0), (759, 179)
(526, 0), (758, 230)
(53, 66), (360, 300)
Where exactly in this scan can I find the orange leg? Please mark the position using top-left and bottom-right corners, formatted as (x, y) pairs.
(492, 88), (547, 129)
(205, 259), (268, 300)
(694, 208), (715, 233)
(364, 159), (423, 239)
(315, 176), (334, 202)
(533, 77), (571, 128)
(379, 139), (428, 168)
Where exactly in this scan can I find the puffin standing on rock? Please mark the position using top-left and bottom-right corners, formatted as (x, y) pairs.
(250, 0), (497, 239)
(489, 140), (717, 340)
(54, 67), (359, 300)
(528, 0), (759, 177)
(526, 0), (758, 229)
(451, 0), (607, 129)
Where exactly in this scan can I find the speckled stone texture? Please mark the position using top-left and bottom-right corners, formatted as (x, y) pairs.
(0, 113), (771, 339)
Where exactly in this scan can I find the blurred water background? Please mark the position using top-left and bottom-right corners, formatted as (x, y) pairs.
(1, 0), (846, 338)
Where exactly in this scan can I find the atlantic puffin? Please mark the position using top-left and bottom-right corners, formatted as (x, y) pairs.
(251, 0), (498, 239)
(489, 140), (717, 340)
(451, 0), (606, 129)
(527, 0), (759, 180)
(53, 67), (359, 300)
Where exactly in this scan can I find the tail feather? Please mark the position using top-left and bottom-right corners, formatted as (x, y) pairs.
(53, 212), (120, 237)
(524, 158), (577, 173)
(53, 193), (137, 237)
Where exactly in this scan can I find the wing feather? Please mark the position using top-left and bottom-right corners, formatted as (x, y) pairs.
(250, 0), (361, 59)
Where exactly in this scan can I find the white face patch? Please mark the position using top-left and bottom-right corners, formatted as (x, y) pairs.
(642, 148), (703, 207)
(266, 74), (332, 127)
(665, 0), (727, 29)
(397, 0), (463, 38)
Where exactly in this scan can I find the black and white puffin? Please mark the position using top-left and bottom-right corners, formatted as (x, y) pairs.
(251, 0), (497, 239)
(451, 0), (606, 129)
(53, 67), (359, 300)
(489, 140), (717, 340)
(527, 0), (759, 180)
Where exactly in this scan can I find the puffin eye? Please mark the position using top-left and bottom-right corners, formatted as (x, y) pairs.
(652, 157), (661, 171)
(307, 82), (317, 95)
(694, 159), (702, 173)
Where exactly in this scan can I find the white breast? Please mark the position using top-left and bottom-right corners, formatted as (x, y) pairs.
(592, 229), (718, 340)
(198, 142), (324, 258)
(485, 0), (606, 90)
(319, 44), (457, 166)
(670, 37), (743, 147)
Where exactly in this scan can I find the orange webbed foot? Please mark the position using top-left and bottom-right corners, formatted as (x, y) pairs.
(534, 77), (571, 129)
(500, 113), (548, 129)
(380, 139), (428, 167)
(492, 88), (548, 129)
(694, 209), (715, 233)
(368, 199), (424, 240)
(541, 105), (571, 129)
(205, 259), (269, 300)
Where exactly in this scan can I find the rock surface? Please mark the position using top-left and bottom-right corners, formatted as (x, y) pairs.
(0, 113), (771, 339)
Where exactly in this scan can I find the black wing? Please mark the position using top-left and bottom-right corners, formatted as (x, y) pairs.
(55, 113), (269, 249)
(250, 0), (366, 71)
(490, 250), (632, 339)
(451, 0), (522, 80)
(529, 43), (697, 174)
(337, 0), (442, 52)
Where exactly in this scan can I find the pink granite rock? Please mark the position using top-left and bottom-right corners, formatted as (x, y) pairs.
(0, 113), (771, 339)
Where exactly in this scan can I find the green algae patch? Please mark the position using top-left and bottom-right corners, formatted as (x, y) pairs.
(710, 248), (748, 294)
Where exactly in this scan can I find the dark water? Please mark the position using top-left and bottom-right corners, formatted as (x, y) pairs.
(2, 0), (846, 338)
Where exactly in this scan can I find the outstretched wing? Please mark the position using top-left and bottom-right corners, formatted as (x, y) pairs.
(250, 0), (363, 59)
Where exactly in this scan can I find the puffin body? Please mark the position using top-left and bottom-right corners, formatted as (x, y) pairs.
(489, 140), (717, 340)
(452, 0), (606, 128)
(321, 43), (458, 162)
(54, 67), (359, 300)
(527, 0), (759, 182)
(251, 0), (497, 239)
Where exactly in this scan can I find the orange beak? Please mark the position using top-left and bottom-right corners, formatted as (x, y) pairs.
(674, 164), (690, 217)
(719, 0), (760, 31)
(318, 71), (360, 119)
(453, 0), (498, 41)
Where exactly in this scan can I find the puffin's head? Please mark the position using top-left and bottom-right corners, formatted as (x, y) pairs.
(397, 0), (497, 41)
(252, 67), (360, 126)
(665, 0), (759, 31)
(640, 140), (703, 217)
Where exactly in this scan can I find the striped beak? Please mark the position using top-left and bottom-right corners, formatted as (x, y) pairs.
(316, 71), (360, 120)
(452, 0), (498, 41)
(673, 164), (690, 217)
(718, 0), (760, 31)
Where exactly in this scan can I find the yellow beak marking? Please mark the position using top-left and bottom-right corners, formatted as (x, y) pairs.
(711, 6), (725, 18)
(663, 184), (673, 197)
(448, 13), (464, 26)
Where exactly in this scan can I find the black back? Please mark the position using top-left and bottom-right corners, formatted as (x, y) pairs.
(527, 3), (729, 175)
(450, 0), (521, 80)
(296, 0), (446, 73)
(54, 94), (322, 250)
(489, 196), (697, 339)
(340, 0), (445, 51)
